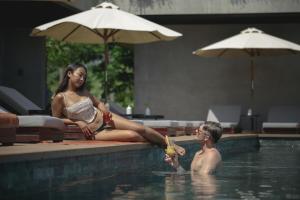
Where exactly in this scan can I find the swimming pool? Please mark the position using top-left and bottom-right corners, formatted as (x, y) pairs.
(2, 137), (299, 200)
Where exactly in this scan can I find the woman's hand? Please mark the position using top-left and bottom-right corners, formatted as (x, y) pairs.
(76, 121), (94, 140)
(103, 112), (115, 128)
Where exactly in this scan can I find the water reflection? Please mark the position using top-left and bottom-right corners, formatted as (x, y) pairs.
(191, 173), (218, 199)
(163, 172), (218, 200)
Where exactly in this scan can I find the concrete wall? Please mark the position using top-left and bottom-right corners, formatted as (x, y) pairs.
(134, 24), (300, 120)
(72, 0), (300, 14)
(0, 28), (47, 108)
(0, 32), (3, 85)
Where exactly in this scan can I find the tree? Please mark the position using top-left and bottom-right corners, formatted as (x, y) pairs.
(46, 38), (134, 107)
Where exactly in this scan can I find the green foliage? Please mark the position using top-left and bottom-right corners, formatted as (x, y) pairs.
(46, 38), (134, 107)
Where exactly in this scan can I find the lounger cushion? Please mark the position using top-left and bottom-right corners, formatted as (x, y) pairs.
(262, 106), (300, 133)
(130, 119), (144, 125)
(142, 120), (174, 127)
(266, 106), (300, 122)
(185, 121), (204, 127)
(0, 105), (8, 112)
(220, 122), (238, 128)
(0, 86), (41, 115)
(18, 115), (65, 131)
(207, 105), (241, 133)
(207, 105), (241, 123)
(262, 122), (299, 128)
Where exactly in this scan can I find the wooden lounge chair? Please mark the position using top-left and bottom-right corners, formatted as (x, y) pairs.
(1, 108), (65, 143)
(262, 106), (300, 134)
(207, 105), (241, 133)
(0, 108), (17, 146)
(0, 86), (65, 142)
(172, 120), (204, 136)
(16, 115), (65, 143)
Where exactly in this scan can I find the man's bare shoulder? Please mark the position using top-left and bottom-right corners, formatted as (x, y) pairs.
(207, 148), (222, 161)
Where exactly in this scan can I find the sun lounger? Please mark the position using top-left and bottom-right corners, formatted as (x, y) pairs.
(0, 86), (66, 142)
(207, 105), (241, 133)
(0, 111), (18, 146)
(1, 106), (65, 143)
(170, 120), (186, 136)
(16, 115), (65, 143)
(262, 106), (300, 134)
(107, 101), (126, 115)
(63, 123), (86, 140)
(0, 86), (46, 115)
(174, 120), (203, 136)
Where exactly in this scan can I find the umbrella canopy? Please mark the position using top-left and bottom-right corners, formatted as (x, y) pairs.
(31, 2), (182, 102)
(193, 27), (300, 57)
(193, 27), (300, 111)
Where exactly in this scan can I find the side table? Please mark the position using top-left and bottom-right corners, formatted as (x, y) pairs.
(240, 114), (261, 132)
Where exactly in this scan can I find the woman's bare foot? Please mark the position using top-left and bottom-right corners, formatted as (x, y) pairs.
(174, 143), (185, 156)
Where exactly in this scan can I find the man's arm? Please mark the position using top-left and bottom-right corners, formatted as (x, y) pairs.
(164, 154), (186, 174)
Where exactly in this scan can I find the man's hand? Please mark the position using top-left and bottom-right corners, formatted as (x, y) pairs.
(76, 121), (94, 140)
(164, 153), (180, 169)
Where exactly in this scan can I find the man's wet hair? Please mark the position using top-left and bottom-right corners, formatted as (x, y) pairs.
(202, 121), (223, 143)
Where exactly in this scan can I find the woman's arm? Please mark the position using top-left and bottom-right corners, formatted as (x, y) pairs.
(51, 94), (77, 124)
(87, 91), (108, 113)
(51, 93), (66, 119)
(51, 93), (94, 138)
(86, 91), (114, 127)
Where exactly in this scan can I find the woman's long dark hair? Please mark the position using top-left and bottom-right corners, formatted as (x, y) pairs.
(54, 63), (87, 96)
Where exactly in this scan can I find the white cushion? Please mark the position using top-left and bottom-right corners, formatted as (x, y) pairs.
(130, 119), (144, 125)
(142, 120), (174, 127)
(263, 122), (299, 128)
(18, 115), (65, 131)
(220, 122), (238, 128)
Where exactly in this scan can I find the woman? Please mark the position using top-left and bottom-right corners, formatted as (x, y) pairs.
(51, 63), (185, 156)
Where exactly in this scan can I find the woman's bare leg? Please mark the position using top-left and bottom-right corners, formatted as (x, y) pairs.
(109, 113), (185, 155)
(95, 129), (146, 142)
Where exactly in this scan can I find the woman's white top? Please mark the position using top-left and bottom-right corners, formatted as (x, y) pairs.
(63, 95), (97, 123)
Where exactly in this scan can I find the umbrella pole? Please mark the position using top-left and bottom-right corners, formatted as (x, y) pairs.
(104, 40), (109, 103)
(250, 59), (254, 112)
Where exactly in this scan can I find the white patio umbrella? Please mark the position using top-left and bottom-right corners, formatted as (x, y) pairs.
(31, 2), (182, 102)
(193, 27), (300, 111)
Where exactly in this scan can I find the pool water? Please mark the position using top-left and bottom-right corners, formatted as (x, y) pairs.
(8, 140), (300, 200)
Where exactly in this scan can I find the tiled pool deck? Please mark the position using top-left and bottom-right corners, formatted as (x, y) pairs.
(1, 133), (300, 197)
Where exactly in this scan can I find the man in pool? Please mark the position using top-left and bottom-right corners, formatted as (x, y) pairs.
(165, 121), (223, 175)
